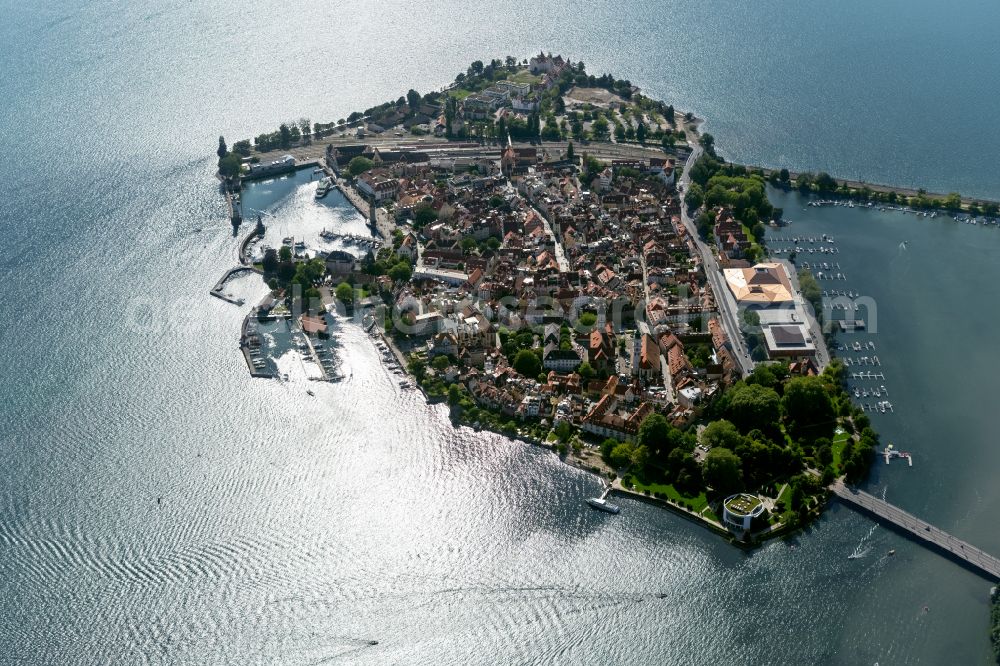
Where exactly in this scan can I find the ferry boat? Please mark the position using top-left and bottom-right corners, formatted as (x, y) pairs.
(315, 177), (332, 199)
(586, 497), (621, 514)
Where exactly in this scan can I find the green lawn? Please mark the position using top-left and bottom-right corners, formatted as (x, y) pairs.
(831, 428), (851, 473)
(629, 479), (715, 520)
(507, 70), (543, 85)
(447, 88), (473, 100)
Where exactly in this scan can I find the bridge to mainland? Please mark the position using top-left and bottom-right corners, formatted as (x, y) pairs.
(830, 481), (1000, 581)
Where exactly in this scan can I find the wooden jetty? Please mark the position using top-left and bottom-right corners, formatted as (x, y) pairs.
(831, 481), (1000, 580)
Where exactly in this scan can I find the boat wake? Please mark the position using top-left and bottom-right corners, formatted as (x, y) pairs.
(848, 523), (879, 560)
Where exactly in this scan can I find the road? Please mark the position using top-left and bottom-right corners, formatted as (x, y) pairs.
(831, 481), (1000, 581)
(525, 201), (570, 272)
(676, 143), (754, 376)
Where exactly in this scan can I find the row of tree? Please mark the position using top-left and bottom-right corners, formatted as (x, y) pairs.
(771, 169), (1000, 215)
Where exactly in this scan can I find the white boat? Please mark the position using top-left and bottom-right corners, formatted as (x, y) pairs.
(315, 178), (332, 199)
(586, 497), (620, 514)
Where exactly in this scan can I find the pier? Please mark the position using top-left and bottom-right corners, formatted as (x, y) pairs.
(830, 481), (1000, 581)
(320, 230), (383, 250)
(210, 265), (262, 305)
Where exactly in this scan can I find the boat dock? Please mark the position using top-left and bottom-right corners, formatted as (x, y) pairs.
(882, 446), (912, 466)
(319, 230), (384, 250)
(830, 481), (1000, 581)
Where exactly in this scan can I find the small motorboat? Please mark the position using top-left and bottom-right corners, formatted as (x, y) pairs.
(887, 549), (896, 556)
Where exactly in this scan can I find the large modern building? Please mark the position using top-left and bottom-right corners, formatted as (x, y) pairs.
(723, 262), (794, 305)
(724, 262), (818, 362)
(760, 322), (817, 360)
(722, 493), (765, 533)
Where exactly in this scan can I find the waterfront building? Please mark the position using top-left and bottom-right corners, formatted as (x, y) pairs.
(324, 250), (355, 277)
(722, 493), (765, 533)
(759, 323), (817, 361)
(528, 52), (568, 75)
(723, 262), (794, 305)
(580, 395), (653, 442)
(356, 170), (399, 203)
(248, 154), (296, 178)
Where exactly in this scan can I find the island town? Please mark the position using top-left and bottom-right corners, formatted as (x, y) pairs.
(209, 54), (1000, 573)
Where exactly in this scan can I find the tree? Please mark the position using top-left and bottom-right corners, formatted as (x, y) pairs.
(699, 132), (716, 156)
(448, 383), (462, 405)
(636, 121), (647, 145)
(702, 447), (743, 494)
(348, 156), (374, 177)
(555, 420), (573, 443)
(335, 282), (354, 305)
(798, 270), (822, 315)
(262, 248), (278, 273)
(701, 419), (744, 451)
(406, 89), (421, 111)
(631, 444), (650, 470)
(609, 442), (635, 469)
(279, 245), (293, 262)
(233, 139), (252, 156)
(408, 356), (426, 381)
(414, 204), (438, 228)
(592, 117), (610, 140)
(685, 182), (704, 211)
(218, 153), (243, 179)
(217, 136), (228, 158)
(724, 383), (781, 433)
(279, 123), (292, 149)
(814, 172), (837, 192)
(566, 141), (575, 161)
(782, 376), (835, 437)
(577, 362), (596, 381)
(387, 261), (412, 283)
(637, 413), (671, 452)
(600, 438), (619, 464)
(778, 168), (790, 184)
(513, 349), (541, 378)
(432, 355), (450, 371)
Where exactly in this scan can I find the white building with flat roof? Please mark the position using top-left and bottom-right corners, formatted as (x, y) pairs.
(722, 493), (765, 533)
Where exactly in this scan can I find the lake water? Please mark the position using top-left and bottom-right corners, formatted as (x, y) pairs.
(2, 1), (999, 663)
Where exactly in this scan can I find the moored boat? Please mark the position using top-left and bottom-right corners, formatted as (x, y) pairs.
(315, 177), (332, 199)
(586, 497), (620, 514)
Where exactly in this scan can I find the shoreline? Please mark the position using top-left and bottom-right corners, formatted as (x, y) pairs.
(745, 164), (1000, 211)
(217, 57), (891, 552)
